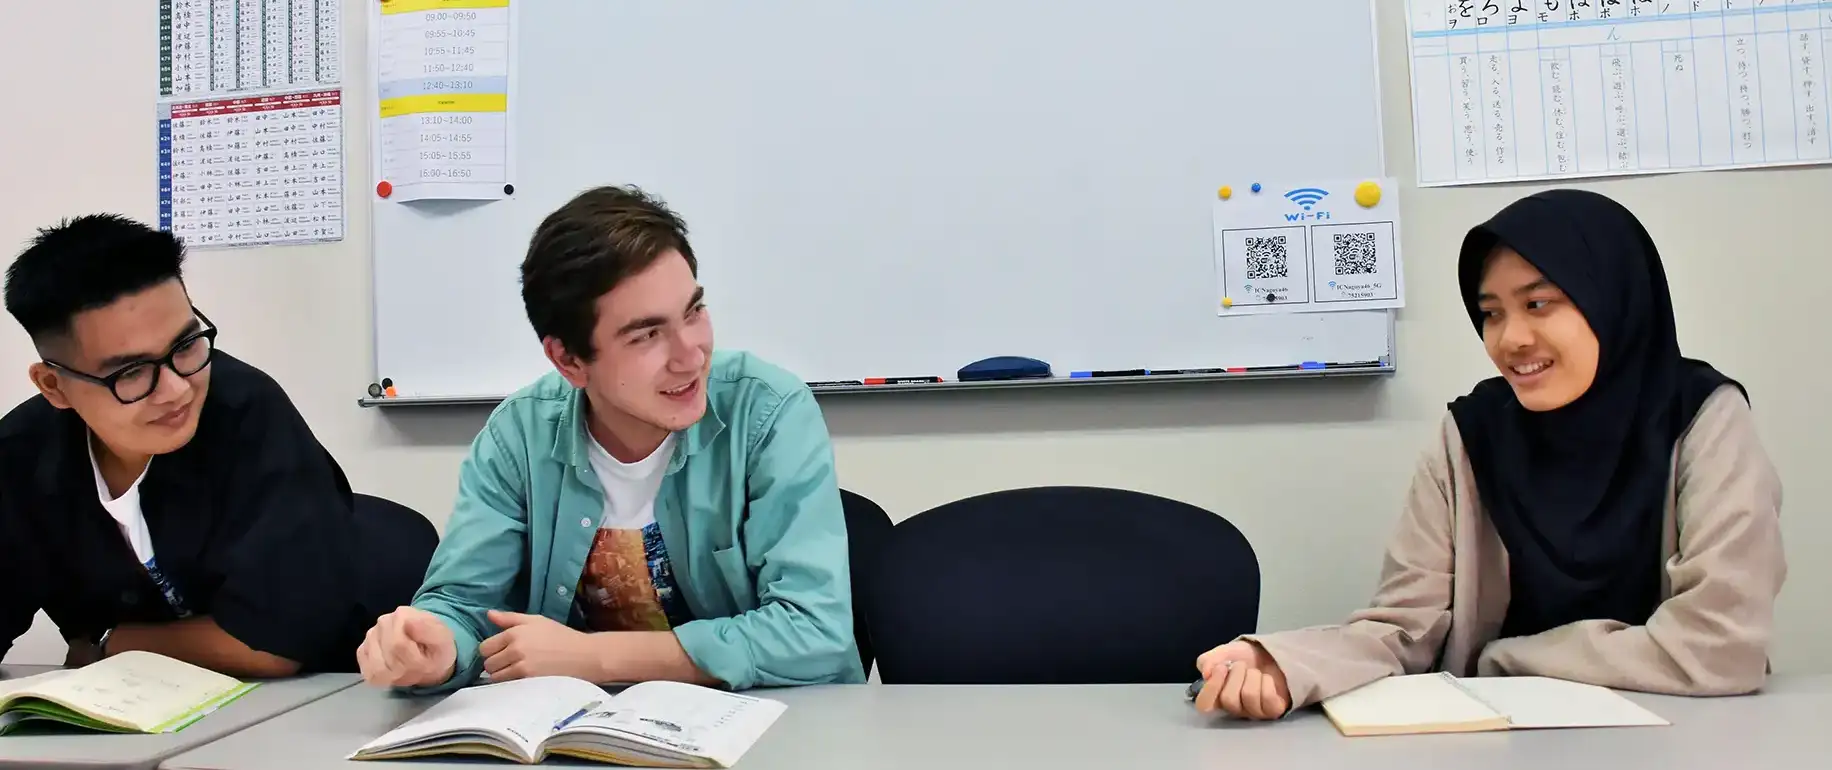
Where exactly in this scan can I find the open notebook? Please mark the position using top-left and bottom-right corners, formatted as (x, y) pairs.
(0, 651), (257, 735)
(349, 676), (787, 767)
(1320, 672), (1670, 737)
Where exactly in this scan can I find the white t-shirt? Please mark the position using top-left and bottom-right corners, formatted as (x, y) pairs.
(89, 433), (190, 615)
(574, 430), (692, 632)
(586, 431), (675, 530)
(88, 434), (155, 564)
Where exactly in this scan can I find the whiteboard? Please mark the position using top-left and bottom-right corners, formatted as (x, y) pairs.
(369, 0), (1392, 401)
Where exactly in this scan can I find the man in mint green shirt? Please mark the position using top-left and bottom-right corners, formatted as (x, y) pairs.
(354, 185), (863, 692)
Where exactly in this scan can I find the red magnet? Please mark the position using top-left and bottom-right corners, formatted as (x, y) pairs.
(376, 180), (394, 198)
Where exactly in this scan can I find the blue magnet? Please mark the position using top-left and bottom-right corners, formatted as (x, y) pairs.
(1250, 182), (1262, 193)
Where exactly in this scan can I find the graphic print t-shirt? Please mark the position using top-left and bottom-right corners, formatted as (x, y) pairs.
(88, 434), (190, 617)
(573, 431), (693, 632)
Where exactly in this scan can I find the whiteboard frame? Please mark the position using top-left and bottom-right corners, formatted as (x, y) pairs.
(361, 0), (1398, 406)
(356, 309), (1396, 407)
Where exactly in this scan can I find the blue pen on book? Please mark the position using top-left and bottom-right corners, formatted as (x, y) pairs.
(554, 700), (601, 731)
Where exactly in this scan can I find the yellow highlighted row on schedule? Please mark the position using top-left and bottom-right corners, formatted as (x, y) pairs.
(379, 93), (507, 118)
(380, 0), (509, 15)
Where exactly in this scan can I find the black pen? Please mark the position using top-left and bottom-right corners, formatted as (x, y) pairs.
(1070, 369), (1147, 378)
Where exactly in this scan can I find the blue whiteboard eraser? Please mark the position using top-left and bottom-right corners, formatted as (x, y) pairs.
(957, 356), (1053, 382)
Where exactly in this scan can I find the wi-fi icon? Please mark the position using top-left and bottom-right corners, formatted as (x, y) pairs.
(1284, 187), (1329, 210)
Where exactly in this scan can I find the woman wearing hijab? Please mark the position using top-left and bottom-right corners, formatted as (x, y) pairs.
(1191, 189), (1786, 721)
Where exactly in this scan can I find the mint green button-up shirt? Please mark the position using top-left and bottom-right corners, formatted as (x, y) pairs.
(409, 350), (865, 691)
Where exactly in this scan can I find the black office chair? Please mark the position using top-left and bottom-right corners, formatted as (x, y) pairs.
(838, 488), (894, 676)
(864, 486), (1259, 685)
(352, 493), (440, 617)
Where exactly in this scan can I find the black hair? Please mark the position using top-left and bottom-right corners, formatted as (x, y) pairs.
(3, 214), (187, 346)
(520, 185), (697, 361)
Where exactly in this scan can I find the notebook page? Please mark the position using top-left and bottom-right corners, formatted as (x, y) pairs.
(560, 681), (787, 765)
(22, 651), (245, 731)
(1459, 677), (1669, 729)
(1322, 673), (1506, 732)
(354, 676), (607, 759)
(0, 669), (71, 699)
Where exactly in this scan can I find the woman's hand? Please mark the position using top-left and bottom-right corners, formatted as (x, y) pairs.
(1192, 640), (1291, 720)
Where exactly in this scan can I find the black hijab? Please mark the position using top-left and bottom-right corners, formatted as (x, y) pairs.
(1448, 189), (1739, 640)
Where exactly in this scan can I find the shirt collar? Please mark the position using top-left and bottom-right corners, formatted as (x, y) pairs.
(550, 384), (727, 475)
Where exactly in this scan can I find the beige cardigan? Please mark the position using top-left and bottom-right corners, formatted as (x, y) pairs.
(1246, 384), (1786, 711)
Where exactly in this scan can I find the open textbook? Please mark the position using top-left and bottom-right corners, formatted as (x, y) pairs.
(1320, 672), (1670, 737)
(0, 650), (256, 735)
(350, 676), (787, 767)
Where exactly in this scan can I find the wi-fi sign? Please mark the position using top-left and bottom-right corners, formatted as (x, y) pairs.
(1284, 187), (1329, 210)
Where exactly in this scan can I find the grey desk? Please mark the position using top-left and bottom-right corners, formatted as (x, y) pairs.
(0, 666), (360, 770)
(162, 675), (1832, 770)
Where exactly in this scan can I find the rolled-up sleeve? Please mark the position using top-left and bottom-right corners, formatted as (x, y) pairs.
(672, 388), (862, 690)
(408, 415), (532, 693)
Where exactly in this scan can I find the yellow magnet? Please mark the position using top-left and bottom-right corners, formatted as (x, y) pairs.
(1354, 180), (1382, 208)
(1221, 296), (1233, 309)
(1217, 185), (1233, 200)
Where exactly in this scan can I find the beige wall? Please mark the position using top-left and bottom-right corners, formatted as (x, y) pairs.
(4, 2), (1826, 671)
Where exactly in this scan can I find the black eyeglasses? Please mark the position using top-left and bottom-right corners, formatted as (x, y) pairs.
(45, 309), (219, 405)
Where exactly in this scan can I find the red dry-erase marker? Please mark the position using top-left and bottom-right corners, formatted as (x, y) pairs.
(864, 376), (942, 385)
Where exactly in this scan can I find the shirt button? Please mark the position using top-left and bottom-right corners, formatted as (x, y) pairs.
(556, 585), (568, 596)
(580, 517), (592, 528)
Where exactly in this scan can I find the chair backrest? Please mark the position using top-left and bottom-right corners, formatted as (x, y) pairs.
(864, 485), (1259, 685)
(838, 488), (894, 676)
(352, 493), (441, 616)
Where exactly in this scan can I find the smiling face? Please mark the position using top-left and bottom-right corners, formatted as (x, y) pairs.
(544, 250), (713, 459)
(29, 279), (213, 458)
(1475, 247), (1600, 411)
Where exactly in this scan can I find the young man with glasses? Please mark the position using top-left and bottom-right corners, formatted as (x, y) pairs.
(0, 214), (376, 676)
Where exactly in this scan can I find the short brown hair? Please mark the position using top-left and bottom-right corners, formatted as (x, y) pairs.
(520, 185), (697, 360)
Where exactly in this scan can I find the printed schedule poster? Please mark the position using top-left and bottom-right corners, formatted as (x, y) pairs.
(157, 0), (347, 247)
(158, 90), (346, 248)
(373, 0), (516, 202)
(160, 0), (343, 98)
(1211, 178), (1406, 316)
(1407, 0), (1832, 186)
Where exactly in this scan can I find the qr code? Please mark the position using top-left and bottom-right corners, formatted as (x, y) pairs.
(1332, 232), (1379, 275)
(1245, 236), (1289, 280)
